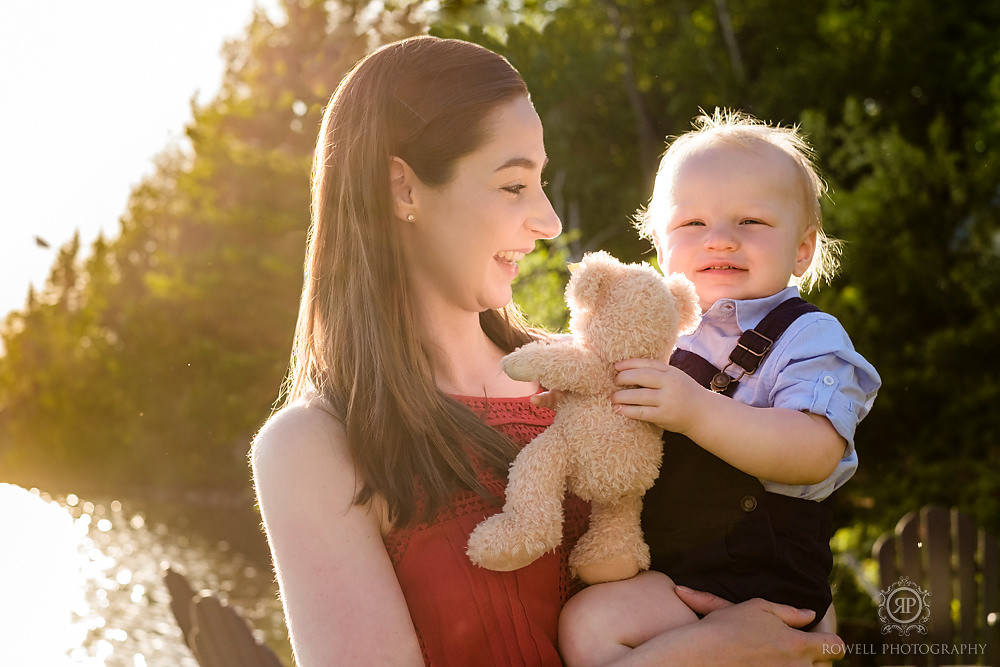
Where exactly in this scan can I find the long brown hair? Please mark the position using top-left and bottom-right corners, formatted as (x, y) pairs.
(283, 36), (536, 526)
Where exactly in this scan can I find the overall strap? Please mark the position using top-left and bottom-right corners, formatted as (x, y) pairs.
(729, 297), (819, 374)
(669, 349), (724, 391)
(669, 297), (819, 396)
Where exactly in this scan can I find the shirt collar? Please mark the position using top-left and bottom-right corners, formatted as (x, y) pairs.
(702, 286), (801, 332)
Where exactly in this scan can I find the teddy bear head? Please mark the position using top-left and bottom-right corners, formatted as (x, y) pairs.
(566, 251), (700, 362)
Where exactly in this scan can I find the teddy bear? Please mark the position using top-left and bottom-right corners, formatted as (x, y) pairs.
(466, 250), (700, 585)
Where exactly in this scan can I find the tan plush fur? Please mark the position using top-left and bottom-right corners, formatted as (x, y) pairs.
(466, 251), (700, 585)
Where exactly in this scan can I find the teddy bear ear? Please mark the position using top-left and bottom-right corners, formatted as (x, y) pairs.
(665, 273), (702, 333)
(569, 251), (617, 302)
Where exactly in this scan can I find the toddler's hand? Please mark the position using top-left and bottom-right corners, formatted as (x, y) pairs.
(611, 359), (701, 432)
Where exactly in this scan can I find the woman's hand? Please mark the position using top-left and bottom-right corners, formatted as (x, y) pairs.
(675, 586), (845, 666)
(530, 388), (566, 410)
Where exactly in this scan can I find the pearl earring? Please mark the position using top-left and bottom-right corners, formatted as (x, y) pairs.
(406, 214), (415, 222)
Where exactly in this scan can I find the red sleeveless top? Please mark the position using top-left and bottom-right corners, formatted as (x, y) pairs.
(383, 395), (590, 666)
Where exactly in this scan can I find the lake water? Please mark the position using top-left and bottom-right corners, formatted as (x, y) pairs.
(0, 483), (291, 666)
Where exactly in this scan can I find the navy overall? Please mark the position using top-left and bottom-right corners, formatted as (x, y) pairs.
(641, 298), (833, 628)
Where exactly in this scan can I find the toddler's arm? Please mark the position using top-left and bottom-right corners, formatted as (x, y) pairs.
(612, 359), (845, 485)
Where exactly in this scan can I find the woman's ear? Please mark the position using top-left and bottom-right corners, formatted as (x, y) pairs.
(390, 156), (417, 222)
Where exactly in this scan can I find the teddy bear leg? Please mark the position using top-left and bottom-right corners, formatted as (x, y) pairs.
(466, 430), (570, 572)
(569, 494), (650, 585)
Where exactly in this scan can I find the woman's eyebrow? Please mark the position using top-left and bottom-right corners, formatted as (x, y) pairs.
(494, 156), (549, 172)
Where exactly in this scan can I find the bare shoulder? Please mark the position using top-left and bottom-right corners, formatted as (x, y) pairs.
(250, 396), (360, 516)
(252, 396), (348, 471)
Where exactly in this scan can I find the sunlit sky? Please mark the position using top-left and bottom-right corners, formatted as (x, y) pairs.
(0, 0), (283, 322)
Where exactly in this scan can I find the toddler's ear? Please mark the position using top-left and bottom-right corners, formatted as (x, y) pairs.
(652, 235), (667, 270)
(666, 273), (701, 333)
(793, 227), (819, 278)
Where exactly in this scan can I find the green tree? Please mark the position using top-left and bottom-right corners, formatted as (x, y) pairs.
(0, 0), (427, 491)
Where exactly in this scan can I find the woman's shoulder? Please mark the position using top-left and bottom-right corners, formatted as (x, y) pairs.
(251, 393), (347, 471)
(250, 392), (381, 529)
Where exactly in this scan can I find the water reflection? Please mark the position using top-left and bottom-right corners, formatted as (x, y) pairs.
(0, 483), (289, 666)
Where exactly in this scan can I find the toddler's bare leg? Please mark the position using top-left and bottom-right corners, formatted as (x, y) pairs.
(559, 571), (698, 667)
(813, 604), (836, 633)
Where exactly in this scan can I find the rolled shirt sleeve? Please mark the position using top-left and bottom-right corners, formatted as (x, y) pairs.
(751, 315), (881, 499)
(683, 292), (881, 501)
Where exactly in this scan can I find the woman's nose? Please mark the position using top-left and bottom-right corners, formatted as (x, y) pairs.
(530, 192), (562, 240)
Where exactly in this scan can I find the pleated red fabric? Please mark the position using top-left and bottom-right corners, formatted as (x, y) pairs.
(384, 395), (589, 666)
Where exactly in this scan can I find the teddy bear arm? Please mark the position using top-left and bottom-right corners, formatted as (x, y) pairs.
(548, 351), (610, 394)
(504, 343), (607, 394)
(500, 341), (551, 382)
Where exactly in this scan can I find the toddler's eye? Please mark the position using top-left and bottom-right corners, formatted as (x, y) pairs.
(741, 218), (765, 225)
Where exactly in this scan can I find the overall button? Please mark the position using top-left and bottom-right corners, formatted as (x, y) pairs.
(740, 495), (758, 512)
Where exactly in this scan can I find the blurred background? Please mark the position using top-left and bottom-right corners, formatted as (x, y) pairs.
(1, 0), (998, 665)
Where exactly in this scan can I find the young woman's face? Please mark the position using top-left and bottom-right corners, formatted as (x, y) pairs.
(402, 95), (561, 317)
(652, 142), (817, 312)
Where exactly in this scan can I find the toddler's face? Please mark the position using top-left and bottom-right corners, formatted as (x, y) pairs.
(651, 142), (816, 312)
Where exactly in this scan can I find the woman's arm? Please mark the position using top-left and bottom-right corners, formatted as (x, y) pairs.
(613, 587), (843, 666)
(251, 401), (424, 666)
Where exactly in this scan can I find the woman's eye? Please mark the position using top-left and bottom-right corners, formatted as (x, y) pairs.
(503, 184), (527, 195)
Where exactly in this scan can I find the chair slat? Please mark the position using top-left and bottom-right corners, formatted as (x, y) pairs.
(981, 532), (998, 667)
(897, 511), (923, 583)
(875, 533), (899, 589)
(922, 507), (954, 659)
(164, 566), (286, 667)
(953, 510), (977, 645)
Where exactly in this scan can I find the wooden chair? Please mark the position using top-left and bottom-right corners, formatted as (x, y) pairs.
(164, 566), (285, 667)
(873, 506), (999, 666)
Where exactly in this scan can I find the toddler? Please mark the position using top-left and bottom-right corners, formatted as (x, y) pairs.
(558, 109), (881, 666)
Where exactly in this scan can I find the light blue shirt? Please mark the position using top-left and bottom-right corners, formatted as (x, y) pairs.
(677, 286), (881, 501)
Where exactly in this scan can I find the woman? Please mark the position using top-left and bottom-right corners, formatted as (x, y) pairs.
(251, 35), (844, 665)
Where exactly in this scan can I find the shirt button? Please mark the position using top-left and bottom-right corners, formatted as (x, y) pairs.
(740, 495), (758, 512)
(823, 375), (835, 386)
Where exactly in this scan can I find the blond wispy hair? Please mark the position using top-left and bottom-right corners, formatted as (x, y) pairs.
(635, 108), (842, 292)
